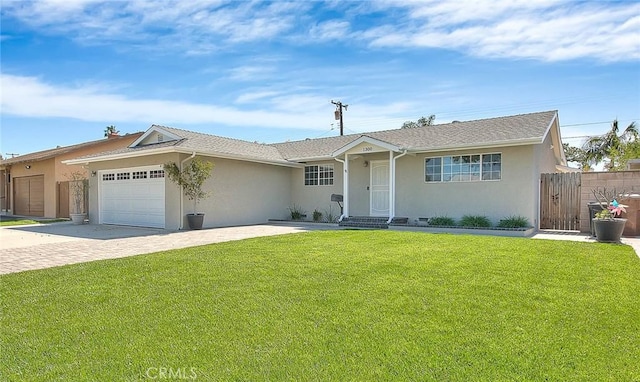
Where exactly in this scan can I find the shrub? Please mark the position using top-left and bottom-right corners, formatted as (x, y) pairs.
(288, 204), (306, 220)
(428, 216), (456, 226)
(323, 206), (339, 223)
(313, 209), (323, 222)
(498, 215), (530, 228)
(459, 215), (492, 228)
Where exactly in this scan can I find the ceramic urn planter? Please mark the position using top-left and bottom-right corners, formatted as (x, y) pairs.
(593, 218), (627, 243)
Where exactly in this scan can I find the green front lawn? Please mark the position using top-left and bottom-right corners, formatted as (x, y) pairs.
(1, 231), (639, 381)
(0, 218), (67, 227)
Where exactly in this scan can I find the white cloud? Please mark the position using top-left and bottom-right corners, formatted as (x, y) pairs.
(3, 0), (638, 61)
(0, 73), (413, 133)
(309, 20), (350, 41)
(235, 90), (281, 104)
(366, 1), (640, 62)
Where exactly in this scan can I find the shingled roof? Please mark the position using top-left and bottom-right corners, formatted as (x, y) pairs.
(274, 110), (558, 159)
(0, 133), (144, 166)
(63, 110), (558, 165)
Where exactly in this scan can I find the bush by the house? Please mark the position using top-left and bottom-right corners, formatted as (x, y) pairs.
(460, 215), (492, 228)
(323, 206), (339, 223)
(498, 215), (530, 228)
(288, 204), (306, 220)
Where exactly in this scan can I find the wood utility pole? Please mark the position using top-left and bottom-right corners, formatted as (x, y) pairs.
(331, 100), (348, 136)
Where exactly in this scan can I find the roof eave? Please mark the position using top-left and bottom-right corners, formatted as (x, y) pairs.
(63, 146), (302, 168)
(285, 155), (335, 162)
(62, 146), (178, 165)
(409, 138), (545, 154)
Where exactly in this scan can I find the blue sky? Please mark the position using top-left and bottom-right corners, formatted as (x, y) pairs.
(1, 0), (639, 158)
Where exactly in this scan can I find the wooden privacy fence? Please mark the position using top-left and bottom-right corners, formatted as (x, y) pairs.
(540, 172), (581, 230)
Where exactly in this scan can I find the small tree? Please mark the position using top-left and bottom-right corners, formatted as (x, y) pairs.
(164, 157), (214, 214)
(401, 115), (435, 129)
(104, 125), (119, 137)
(67, 171), (88, 214)
(563, 143), (592, 171)
(583, 119), (638, 171)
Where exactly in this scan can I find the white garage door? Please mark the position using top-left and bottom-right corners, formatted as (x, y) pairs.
(99, 166), (165, 228)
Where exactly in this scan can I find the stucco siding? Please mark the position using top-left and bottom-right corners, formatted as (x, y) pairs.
(348, 156), (372, 216)
(290, 160), (343, 220)
(197, 157), (291, 228)
(87, 154), (291, 229)
(394, 145), (538, 226)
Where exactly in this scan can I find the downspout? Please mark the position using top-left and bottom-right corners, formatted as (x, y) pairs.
(178, 152), (196, 230)
(334, 156), (347, 222)
(388, 150), (408, 224)
(3, 166), (10, 213)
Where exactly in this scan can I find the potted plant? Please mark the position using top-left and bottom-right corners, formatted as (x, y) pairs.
(591, 188), (627, 243)
(164, 157), (214, 230)
(68, 171), (88, 224)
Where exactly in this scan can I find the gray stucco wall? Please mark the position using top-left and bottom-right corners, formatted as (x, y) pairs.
(198, 156), (292, 227)
(88, 153), (292, 230)
(394, 145), (537, 226)
(289, 160), (344, 221)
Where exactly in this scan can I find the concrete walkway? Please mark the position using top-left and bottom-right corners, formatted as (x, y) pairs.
(531, 230), (640, 256)
(1, 222), (637, 275)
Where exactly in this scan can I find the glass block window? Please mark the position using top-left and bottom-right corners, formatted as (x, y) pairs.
(426, 153), (501, 182)
(132, 171), (148, 179)
(117, 172), (130, 180)
(102, 173), (115, 181)
(150, 170), (165, 178)
(305, 164), (334, 186)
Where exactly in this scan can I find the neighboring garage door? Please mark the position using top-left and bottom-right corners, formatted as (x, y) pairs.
(99, 166), (165, 228)
(14, 175), (44, 216)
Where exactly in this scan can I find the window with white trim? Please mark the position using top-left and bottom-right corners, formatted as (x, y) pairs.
(304, 164), (334, 186)
(425, 153), (501, 182)
(102, 173), (115, 181)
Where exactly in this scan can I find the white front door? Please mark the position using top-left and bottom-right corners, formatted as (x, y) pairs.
(370, 160), (389, 216)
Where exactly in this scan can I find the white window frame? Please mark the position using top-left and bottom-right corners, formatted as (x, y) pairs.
(304, 164), (334, 186)
(424, 152), (502, 183)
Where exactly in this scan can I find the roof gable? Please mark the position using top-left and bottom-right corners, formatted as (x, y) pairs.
(130, 125), (183, 147)
(332, 135), (401, 157)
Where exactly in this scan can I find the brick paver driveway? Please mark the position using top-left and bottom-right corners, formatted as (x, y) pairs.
(0, 222), (331, 274)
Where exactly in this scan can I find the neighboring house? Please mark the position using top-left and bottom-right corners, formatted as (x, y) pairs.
(1, 132), (143, 218)
(627, 159), (640, 170)
(64, 110), (568, 230)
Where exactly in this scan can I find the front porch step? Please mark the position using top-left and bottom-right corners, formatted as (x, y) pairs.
(339, 216), (389, 229)
(338, 217), (410, 229)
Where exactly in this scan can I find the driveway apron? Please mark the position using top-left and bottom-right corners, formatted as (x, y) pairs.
(0, 222), (324, 274)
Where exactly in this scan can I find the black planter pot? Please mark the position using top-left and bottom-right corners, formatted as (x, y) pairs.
(187, 213), (205, 230)
(593, 218), (627, 243)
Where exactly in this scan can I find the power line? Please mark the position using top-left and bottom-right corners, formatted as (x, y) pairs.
(560, 118), (639, 128)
